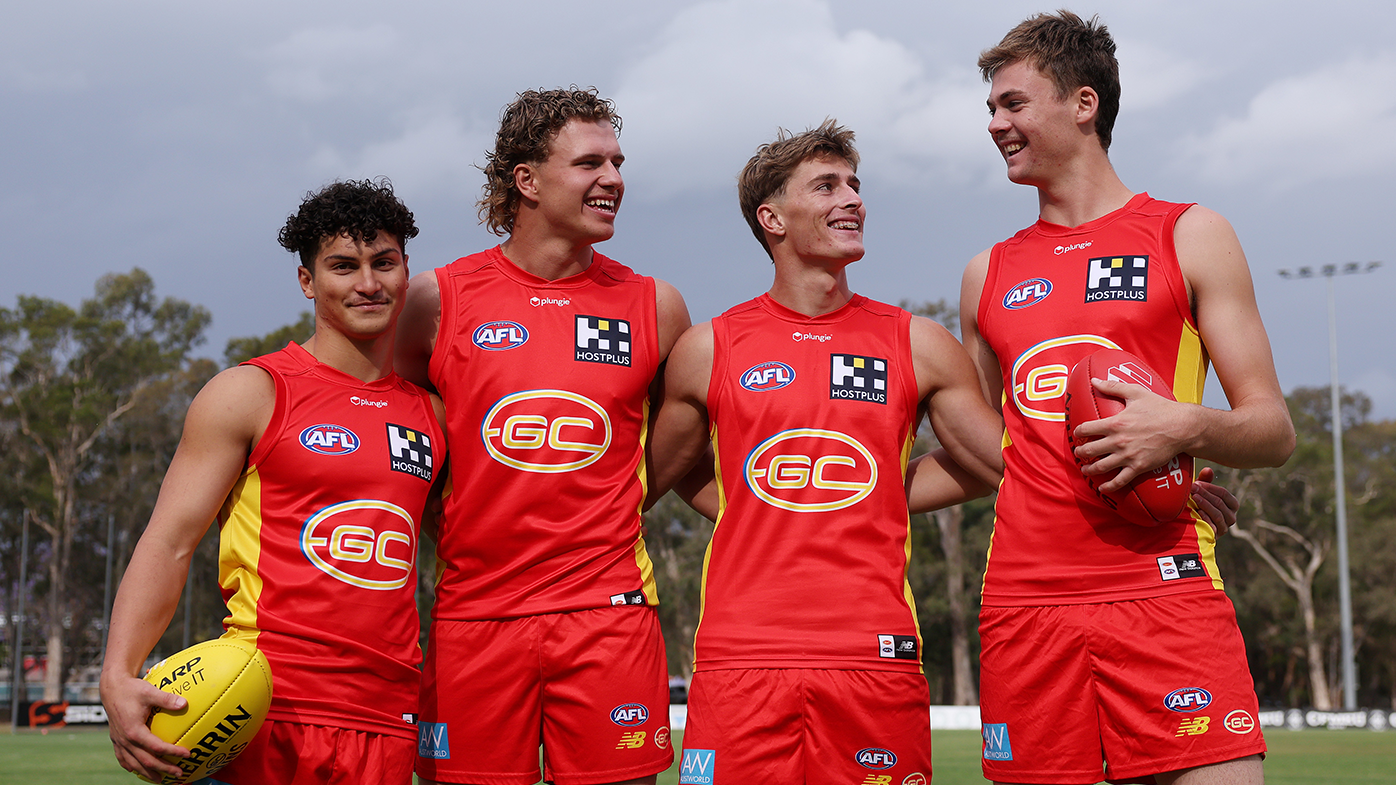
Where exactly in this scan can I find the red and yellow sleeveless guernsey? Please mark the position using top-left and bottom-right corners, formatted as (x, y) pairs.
(695, 294), (923, 672)
(977, 193), (1221, 607)
(220, 342), (444, 738)
(429, 247), (661, 619)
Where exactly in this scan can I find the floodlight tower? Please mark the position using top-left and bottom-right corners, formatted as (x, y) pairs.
(1277, 260), (1382, 710)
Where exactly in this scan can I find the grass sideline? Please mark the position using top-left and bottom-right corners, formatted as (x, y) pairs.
(2, 726), (1394, 784)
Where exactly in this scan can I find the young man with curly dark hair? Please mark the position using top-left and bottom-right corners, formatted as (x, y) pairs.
(102, 179), (447, 785)
(395, 88), (689, 785)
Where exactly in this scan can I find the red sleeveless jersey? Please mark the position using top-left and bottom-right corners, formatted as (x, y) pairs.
(220, 343), (444, 738)
(428, 247), (661, 619)
(696, 294), (923, 672)
(976, 193), (1222, 606)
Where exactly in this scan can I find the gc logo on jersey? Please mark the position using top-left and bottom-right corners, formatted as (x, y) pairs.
(740, 361), (795, 392)
(387, 424), (434, 482)
(300, 500), (415, 590)
(481, 390), (612, 473)
(1009, 335), (1121, 421)
(576, 315), (631, 366)
(299, 424), (359, 455)
(1002, 278), (1052, 310)
(472, 320), (529, 351)
(745, 428), (877, 512)
(1085, 255), (1149, 303)
(830, 354), (887, 404)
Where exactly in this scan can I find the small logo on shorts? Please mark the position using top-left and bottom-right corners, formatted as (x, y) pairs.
(1157, 553), (1207, 581)
(859, 776), (893, 785)
(1164, 687), (1213, 712)
(610, 704), (648, 726)
(418, 722), (449, 759)
(610, 590), (645, 606)
(902, 774), (929, 785)
(1176, 716), (1211, 736)
(982, 723), (1013, 761)
(856, 748), (897, 769)
(616, 731), (647, 749)
(679, 749), (715, 783)
(1224, 710), (1257, 734)
(655, 726), (671, 749)
(878, 634), (919, 660)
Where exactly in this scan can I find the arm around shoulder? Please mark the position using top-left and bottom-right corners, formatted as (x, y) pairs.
(645, 322), (714, 510)
(394, 269), (442, 391)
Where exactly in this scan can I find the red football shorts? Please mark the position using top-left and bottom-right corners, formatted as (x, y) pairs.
(206, 719), (415, 785)
(680, 668), (933, 785)
(416, 605), (672, 785)
(978, 591), (1265, 784)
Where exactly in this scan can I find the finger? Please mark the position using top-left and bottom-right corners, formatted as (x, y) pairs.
(1097, 465), (1139, 494)
(1197, 466), (1215, 483)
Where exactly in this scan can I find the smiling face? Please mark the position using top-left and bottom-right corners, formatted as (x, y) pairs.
(298, 232), (408, 341)
(762, 154), (865, 265)
(521, 118), (625, 246)
(986, 59), (1096, 187)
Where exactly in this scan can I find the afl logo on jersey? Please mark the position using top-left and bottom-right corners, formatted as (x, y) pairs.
(481, 390), (612, 473)
(1002, 278), (1052, 310)
(1009, 335), (1121, 422)
(299, 424), (360, 455)
(472, 320), (529, 351)
(740, 361), (795, 392)
(301, 500), (415, 590)
(745, 428), (877, 513)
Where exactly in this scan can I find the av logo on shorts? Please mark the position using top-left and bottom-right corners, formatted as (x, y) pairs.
(418, 722), (450, 759)
(679, 749), (715, 784)
(745, 428), (877, 512)
(576, 314), (631, 366)
(1003, 278), (1053, 310)
(856, 748), (897, 769)
(387, 423), (434, 482)
(1224, 710), (1257, 734)
(1164, 687), (1214, 712)
(472, 320), (529, 351)
(480, 390), (612, 473)
(878, 634), (919, 660)
(831, 354), (888, 404)
(299, 424), (359, 455)
(610, 704), (649, 726)
(1157, 553), (1207, 582)
(740, 360), (796, 392)
(982, 723), (1013, 761)
(1085, 255), (1149, 303)
(1009, 334), (1121, 421)
(1175, 716), (1211, 736)
(301, 500), (416, 590)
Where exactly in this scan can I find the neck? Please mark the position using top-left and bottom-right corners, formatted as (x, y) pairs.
(1033, 153), (1135, 228)
(767, 255), (854, 317)
(500, 220), (596, 281)
(301, 329), (395, 383)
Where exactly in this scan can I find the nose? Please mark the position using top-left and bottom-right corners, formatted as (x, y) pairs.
(598, 161), (623, 189)
(354, 265), (383, 294)
(988, 107), (1009, 135)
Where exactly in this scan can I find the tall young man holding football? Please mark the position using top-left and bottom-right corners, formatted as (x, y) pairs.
(965, 11), (1294, 784)
(648, 120), (1006, 783)
(394, 88), (689, 785)
(101, 179), (446, 784)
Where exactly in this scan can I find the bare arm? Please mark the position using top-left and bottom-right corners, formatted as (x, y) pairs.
(1073, 206), (1295, 492)
(421, 393), (449, 545)
(959, 248), (1006, 411)
(394, 269), (442, 391)
(99, 366), (272, 781)
(644, 322), (713, 511)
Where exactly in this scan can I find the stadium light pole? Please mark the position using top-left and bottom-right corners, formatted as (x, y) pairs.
(1277, 260), (1382, 710)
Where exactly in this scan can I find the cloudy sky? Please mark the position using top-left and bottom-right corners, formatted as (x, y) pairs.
(5, 0), (1394, 418)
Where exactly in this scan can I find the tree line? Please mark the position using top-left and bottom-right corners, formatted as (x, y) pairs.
(3, 270), (1393, 711)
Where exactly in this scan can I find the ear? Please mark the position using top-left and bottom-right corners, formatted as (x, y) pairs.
(757, 203), (786, 240)
(514, 163), (539, 203)
(298, 264), (315, 301)
(1075, 85), (1099, 130)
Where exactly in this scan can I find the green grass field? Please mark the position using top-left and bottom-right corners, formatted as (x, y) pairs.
(2, 725), (1394, 784)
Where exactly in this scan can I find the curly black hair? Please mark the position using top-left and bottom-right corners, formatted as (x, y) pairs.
(278, 178), (420, 268)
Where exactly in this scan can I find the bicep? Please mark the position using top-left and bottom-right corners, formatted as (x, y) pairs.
(960, 250), (1004, 409)
(394, 270), (441, 390)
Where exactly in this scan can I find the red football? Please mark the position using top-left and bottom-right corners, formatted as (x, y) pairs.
(1064, 349), (1193, 526)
